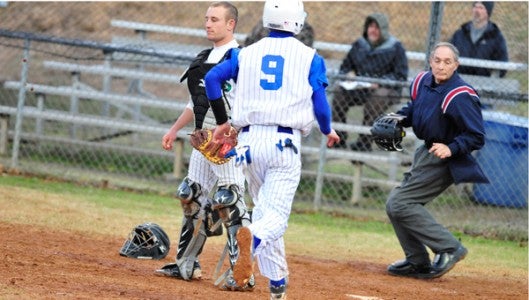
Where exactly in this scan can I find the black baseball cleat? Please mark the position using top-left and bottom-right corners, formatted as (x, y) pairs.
(219, 273), (256, 292)
(270, 282), (287, 299)
(430, 245), (468, 278)
(154, 260), (202, 280)
(387, 259), (435, 279)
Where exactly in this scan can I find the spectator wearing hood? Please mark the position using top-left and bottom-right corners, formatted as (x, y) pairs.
(332, 12), (408, 151)
(450, 1), (508, 77)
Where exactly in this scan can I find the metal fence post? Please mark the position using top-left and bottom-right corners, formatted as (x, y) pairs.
(388, 152), (398, 182)
(11, 38), (30, 169)
(0, 114), (8, 156)
(313, 135), (326, 210)
(172, 138), (184, 179)
(35, 92), (44, 137)
(70, 71), (80, 139)
(424, 2), (444, 67)
(101, 51), (113, 137)
(102, 51), (113, 118)
(350, 162), (363, 204)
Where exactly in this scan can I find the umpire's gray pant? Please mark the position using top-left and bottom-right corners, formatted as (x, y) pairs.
(386, 145), (462, 265)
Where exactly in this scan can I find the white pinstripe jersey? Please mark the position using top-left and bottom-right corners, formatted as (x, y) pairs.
(232, 37), (316, 135)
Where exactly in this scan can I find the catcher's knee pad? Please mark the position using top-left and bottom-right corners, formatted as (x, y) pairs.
(175, 216), (207, 280)
(176, 177), (202, 218)
(212, 185), (251, 228)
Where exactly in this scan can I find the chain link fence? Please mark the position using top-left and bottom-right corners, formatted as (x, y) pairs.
(0, 2), (527, 242)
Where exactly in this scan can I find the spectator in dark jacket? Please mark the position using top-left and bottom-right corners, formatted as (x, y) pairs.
(450, 1), (508, 77)
(332, 12), (408, 151)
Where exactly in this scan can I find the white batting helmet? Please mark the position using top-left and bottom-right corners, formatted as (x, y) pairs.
(262, 0), (306, 35)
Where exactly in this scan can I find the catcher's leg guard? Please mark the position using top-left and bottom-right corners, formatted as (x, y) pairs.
(172, 177), (208, 280)
(171, 217), (207, 280)
(212, 185), (254, 290)
(212, 184), (251, 229)
(204, 199), (223, 237)
(176, 177), (202, 218)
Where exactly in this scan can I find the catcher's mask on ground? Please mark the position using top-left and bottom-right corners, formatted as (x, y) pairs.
(119, 222), (170, 260)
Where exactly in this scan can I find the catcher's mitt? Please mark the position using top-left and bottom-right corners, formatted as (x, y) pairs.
(190, 127), (238, 164)
(370, 114), (406, 151)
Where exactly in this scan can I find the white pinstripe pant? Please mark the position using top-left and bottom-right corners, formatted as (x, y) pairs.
(187, 148), (245, 212)
(238, 125), (301, 281)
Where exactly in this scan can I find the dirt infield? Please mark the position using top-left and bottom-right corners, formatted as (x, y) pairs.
(1, 221), (526, 300)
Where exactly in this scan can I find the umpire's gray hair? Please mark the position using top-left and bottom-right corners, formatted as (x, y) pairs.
(430, 42), (460, 62)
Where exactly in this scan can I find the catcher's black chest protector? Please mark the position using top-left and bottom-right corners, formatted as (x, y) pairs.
(181, 48), (216, 129)
(185, 48), (215, 101)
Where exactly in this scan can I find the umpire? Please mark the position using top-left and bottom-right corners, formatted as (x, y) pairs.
(385, 42), (488, 279)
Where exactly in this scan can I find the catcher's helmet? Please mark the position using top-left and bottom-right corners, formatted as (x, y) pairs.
(119, 222), (170, 260)
(370, 115), (406, 151)
(262, 0), (306, 35)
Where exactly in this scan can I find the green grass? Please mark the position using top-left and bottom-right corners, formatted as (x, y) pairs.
(23, 145), (174, 177)
(0, 174), (526, 278)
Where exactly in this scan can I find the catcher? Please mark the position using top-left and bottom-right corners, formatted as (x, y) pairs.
(155, 1), (254, 292)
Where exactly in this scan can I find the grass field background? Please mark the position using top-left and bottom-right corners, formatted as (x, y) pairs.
(1, 173), (526, 280)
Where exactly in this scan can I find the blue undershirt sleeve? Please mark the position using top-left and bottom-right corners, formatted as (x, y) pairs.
(205, 48), (240, 100)
(204, 48), (240, 125)
(309, 54), (331, 135)
(312, 88), (332, 135)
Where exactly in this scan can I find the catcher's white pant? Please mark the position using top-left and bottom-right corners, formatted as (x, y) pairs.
(239, 125), (301, 281)
(187, 148), (245, 209)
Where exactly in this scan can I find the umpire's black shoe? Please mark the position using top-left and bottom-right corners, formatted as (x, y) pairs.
(387, 259), (434, 279)
(430, 245), (468, 278)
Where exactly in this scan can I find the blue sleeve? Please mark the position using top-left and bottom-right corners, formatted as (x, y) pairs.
(312, 88), (332, 135)
(396, 78), (416, 127)
(396, 101), (413, 128)
(308, 53), (328, 91)
(309, 54), (331, 135)
(205, 48), (240, 100)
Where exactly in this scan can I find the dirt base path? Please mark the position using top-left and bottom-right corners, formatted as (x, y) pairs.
(1, 222), (526, 300)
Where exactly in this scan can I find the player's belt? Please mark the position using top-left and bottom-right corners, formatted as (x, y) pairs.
(241, 125), (293, 134)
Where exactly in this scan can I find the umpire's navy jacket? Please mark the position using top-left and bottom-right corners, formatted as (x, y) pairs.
(397, 71), (489, 184)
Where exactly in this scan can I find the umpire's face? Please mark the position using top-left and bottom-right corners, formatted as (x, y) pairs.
(430, 45), (459, 84)
(205, 5), (236, 46)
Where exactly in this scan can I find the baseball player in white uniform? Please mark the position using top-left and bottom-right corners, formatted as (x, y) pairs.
(204, 1), (340, 298)
(155, 2), (253, 291)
